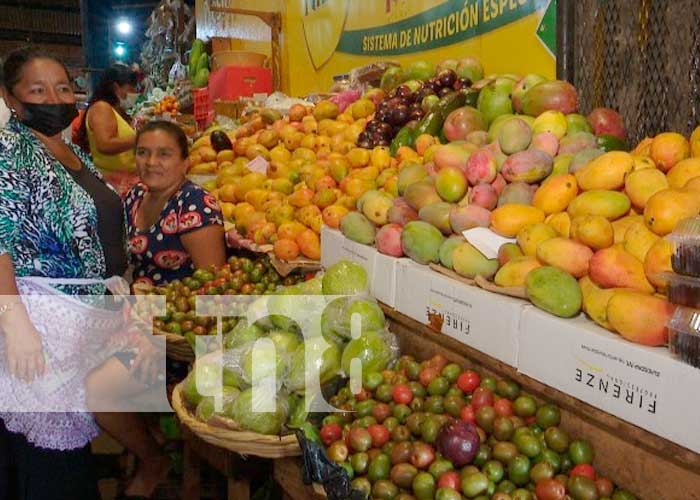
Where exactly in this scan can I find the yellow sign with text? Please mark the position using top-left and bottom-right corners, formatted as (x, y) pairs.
(285, 0), (556, 96)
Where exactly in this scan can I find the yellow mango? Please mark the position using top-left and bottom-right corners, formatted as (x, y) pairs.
(623, 221), (659, 263)
(631, 137), (653, 156)
(567, 190), (631, 221)
(532, 174), (579, 215)
(644, 238), (673, 291)
(611, 214), (644, 244)
(574, 151), (633, 191)
(490, 204), (545, 238)
(684, 176), (700, 192)
(545, 212), (571, 238)
(571, 215), (614, 250)
(691, 126), (700, 157)
(666, 157), (700, 188)
(579, 276), (619, 330)
(607, 291), (675, 346)
(516, 223), (558, 257)
(631, 154), (656, 171)
(624, 168), (669, 210)
(494, 256), (542, 288)
(643, 188), (700, 236)
(536, 237), (594, 278)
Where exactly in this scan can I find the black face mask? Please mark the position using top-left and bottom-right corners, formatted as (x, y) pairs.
(17, 101), (78, 137)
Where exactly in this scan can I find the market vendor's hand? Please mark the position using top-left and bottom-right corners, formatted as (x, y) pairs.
(129, 335), (164, 386)
(5, 326), (46, 383)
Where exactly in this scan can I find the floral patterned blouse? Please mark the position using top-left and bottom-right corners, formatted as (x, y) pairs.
(0, 118), (108, 286)
(125, 180), (223, 286)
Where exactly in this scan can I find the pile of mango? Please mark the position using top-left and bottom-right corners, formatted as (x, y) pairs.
(188, 98), (401, 261)
(482, 127), (700, 345)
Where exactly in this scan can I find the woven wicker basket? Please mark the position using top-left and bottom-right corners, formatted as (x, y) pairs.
(132, 283), (195, 363)
(172, 382), (301, 458)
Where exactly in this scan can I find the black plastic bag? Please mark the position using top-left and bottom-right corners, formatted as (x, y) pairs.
(295, 431), (365, 500)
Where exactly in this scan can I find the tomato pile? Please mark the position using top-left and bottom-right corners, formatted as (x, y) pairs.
(148, 255), (306, 340)
(318, 353), (637, 500)
(153, 95), (179, 115)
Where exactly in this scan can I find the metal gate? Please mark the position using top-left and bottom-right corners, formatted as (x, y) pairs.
(558, 0), (700, 146)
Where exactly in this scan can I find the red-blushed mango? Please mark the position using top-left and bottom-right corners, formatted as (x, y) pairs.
(611, 214), (644, 244)
(570, 215), (614, 250)
(494, 256), (542, 287)
(521, 80), (579, 116)
(498, 242), (524, 266)
(536, 237), (594, 278)
(623, 221), (659, 263)
(567, 190), (631, 221)
(516, 223), (557, 256)
(644, 238), (673, 291)
(376, 223), (404, 257)
(643, 188), (700, 236)
(607, 291), (675, 346)
(491, 204), (545, 237)
(532, 174), (579, 215)
(545, 212), (572, 238)
(650, 132), (690, 172)
(579, 275), (622, 331)
(666, 157), (700, 188)
(574, 151), (633, 191)
(449, 204), (492, 233)
(624, 168), (668, 210)
(500, 149), (553, 184)
(589, 244), (654, 293)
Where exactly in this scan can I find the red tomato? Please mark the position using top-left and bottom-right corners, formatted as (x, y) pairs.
(494, 398), (513, 417)
(535, 478), (566, 500)
(459, 405), (476, 424)
(367, 424), (390, 448)
(457, 370), (481, 394)
(392, 384), (414, 404)
(471, 387), (494, 412)
(437, 470), (461, 490)
(320, 423), (342, 447)
(419, 366), (440, 387)
(570, 464), (596, 481)
(372, 403), (392, 423)
(595, 477), (614, 497)
(524, 415), (537, 426)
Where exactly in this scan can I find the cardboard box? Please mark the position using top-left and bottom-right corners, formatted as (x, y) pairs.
(517, 306), (700, 453)
(372, 252), (403, 308)
(320, 226), (377, 288)
(395, 261), (523, 366)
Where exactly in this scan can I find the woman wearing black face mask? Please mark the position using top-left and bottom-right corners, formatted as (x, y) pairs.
(0, 47), (170, 500)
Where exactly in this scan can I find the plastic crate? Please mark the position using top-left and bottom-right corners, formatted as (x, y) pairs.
(208, 66), (273, 101)
(192, 87), (211, 122)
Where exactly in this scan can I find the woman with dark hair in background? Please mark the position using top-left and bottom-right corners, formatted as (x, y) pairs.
(77, 63), (140, 196)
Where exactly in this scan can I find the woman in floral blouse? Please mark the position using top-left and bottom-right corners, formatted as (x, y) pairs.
(0, 48), (169, 500)
(125, 120), (226, 287)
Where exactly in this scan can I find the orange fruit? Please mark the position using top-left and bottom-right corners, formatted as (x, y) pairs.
(277, 221), (306, 240)
(322, 205), (349, 229)
(650, 132), (690, 172)
(296, 229), (321, 260)
(216, 150), (234, 163)
(274, 238), (300, 261)
(199, 147), (217, 163)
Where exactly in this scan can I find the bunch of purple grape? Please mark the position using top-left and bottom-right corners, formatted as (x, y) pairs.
(356, 69), (471, 149)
